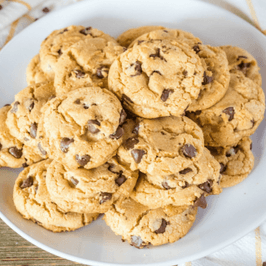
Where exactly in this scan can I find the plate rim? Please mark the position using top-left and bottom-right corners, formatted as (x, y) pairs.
(0, 0), (266, 265)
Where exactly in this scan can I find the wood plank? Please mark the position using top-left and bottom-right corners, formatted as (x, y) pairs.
(0, 218), (85, 265)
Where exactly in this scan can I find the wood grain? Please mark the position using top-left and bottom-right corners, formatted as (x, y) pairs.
(0, 218), (85, 266)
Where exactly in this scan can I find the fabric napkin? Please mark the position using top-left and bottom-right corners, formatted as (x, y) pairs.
(0, 0), (266, 265)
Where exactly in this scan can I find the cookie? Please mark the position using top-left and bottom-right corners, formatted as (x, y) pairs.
(130, 30), (230, 111)
(13, 159), (98, 232)
(39, 25), (116, 79)
(207, 137), (254, 188)
(129, 28), (201, 49)
(0, 105), (42, 168)
(117, 25), (166, 47)
(46, 157), (138, 213)
(108, 38), (204, 118)
(117, 116), (204, 175)
(130, 148), (221, 209)
(6, 82), (55, 158)
(187, 45), (230, 111)
(187, 71), (265, 147)
(38, 87), (125, 170)
(26, 55), (51, 85)
(54, 37), (124, 96)
(220, 45), (262, 86)
(103, 197), (197, 248)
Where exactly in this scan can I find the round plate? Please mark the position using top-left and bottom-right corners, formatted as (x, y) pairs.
(0, 0), (266, 265)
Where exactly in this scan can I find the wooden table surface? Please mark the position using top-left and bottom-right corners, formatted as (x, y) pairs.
(0, 218), (85, 266)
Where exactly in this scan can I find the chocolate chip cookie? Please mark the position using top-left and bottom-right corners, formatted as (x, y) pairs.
(40, 25), (116, 79)
(26, 55), (51, 85)
(130, 148), (221, 209)
(0, 105), (42, 168)
(187, 71), (265, 147)
(117, 116), (204, 175)
(207, 137), (254, 188)
(38, 87), (125, 169)
(54, 37), (124, 96)
(108, 38), (204, 118)
(104, 197), (197, 248)
(117, 25), (166, 47)
(46, 157), (138, 213)
(220, 45), (262, 86)
(6, 82), (55, 158)
(13, 159), (99, 232)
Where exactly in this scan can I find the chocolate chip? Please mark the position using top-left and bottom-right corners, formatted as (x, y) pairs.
(130, 61), (142, 77)
(79, 27), (92, 36)
(220, 163), (227, 174)
(131, 236), (147, 248)
(194, 194), (207, 209)
(198, 180), (213, 193)
(263, 262), (266, 266)
(83, 103), (89, 109)
(60, 28), (68, 34)
(60, 138), (74, 153)
(122, 94), (133, 105)
(30, 123), (37, 139)
(96, 66), (109, 79)
(132, 123), (140, 134)
(107, 164), (118, 173)
(222, 107), (235, 121)
(0, 5), (3, 10)
(8, 147), (23, 158)
(131, 149), (146, 163)
(154, 219), (169, 234)
(99, 192), (112, 204)
(88, 120), (100, 134)
(181, 181), (189, 189)
(119, 109), (127, 125)
(206, 146), (218, 156)
(58, 49), (62, 56)
(42, 7), (50, 13)
(20, 176), (33, 189)
(109, 127), (124, 140)
(237, 62), (251, 74)
(11, 101), (20, 113)
(250, 142), (252, 150)
(70, 177), (79, 186)
(151, 70), (162, 76)
(179, 168), (192, 175)
(193, 45), (200, 54)
(22, 163), (28, 168)
(181, 144), (197, 158)
(162, 181), (171, 190)
(75, 154), (91, 167)
(38, 143), (47, 156)
(74, 99), (81, 104)
(149, 48), (167, 62)
(74, 70), (85, 78)
(4, 104), (10, 107)
(28, 101), (34, 112)
(237, 55), (248, 60)
(124, 137), (139, 150)
(138, 40), (144, 45)
(202, 71), (213, 85)
(115, 173), (127, 186)
(183, 70), (188, 77)
(0, 143), (2, 151)
(161, 89), (174, 102)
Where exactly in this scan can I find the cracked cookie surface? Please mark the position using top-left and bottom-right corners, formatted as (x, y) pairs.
(54, 36), (124, 96)
(108, 38), (204, 118)
(38, 87), (125, 169)
(6, 82), (55, 159)
(130, 148), (222, 209)
(220, 45), (262, 86)
(46, 157), (138, 213)
(40, 25), (116, 79)
(103, 197), (197, 248)
(207, 137), (254, 188)
(187, 71), (265, 147)
(13, 159), (98, 232)
(117, 116), (204, 175)
(0, 105), (42, 168)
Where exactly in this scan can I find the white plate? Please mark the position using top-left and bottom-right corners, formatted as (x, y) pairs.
(0, 0), (266, 265)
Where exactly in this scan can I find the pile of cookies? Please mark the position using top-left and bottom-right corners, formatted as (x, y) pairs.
(0, 25), (264, 248)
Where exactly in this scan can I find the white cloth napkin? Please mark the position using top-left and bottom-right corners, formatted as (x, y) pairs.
(0, 0), (266, 265)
